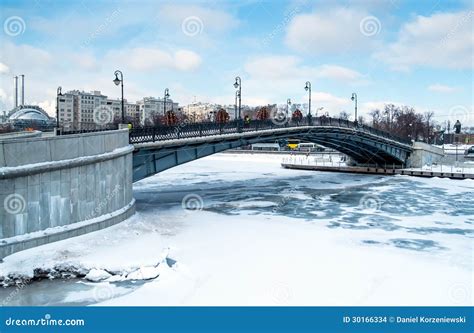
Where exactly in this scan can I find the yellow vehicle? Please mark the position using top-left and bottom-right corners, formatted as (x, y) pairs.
(287, 139), (300, 150)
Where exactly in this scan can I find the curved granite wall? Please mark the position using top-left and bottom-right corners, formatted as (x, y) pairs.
(0, 129), (135, 259)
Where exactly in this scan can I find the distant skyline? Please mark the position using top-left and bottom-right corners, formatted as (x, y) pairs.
(0, 0), (472, 125)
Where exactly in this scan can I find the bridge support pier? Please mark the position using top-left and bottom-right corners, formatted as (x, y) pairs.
(0, 130), (135, 259)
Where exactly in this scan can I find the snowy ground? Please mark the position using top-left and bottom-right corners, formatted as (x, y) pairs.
(0, 153), (472, 306)
(435, 144), (473, 155)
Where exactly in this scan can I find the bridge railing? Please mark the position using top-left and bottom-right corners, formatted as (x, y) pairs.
(128, 116), (411, 145)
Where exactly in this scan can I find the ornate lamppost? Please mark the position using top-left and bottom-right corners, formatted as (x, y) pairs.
(164, 88), (170, 114)
(113, 70), (124, 123)
(233, 76), (241, 120)
(56, 86), (62, 133)
(351, 92), (358, 123)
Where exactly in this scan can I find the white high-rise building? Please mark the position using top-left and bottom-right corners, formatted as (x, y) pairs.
(137, 97), (178, 126)
(58, 90), (109, 129)
(58, 90), (181, 129)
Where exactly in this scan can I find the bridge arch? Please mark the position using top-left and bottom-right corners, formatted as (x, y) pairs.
(131, 120), (412, 182)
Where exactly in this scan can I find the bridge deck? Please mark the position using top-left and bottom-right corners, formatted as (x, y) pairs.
(130, 117), (413, 182)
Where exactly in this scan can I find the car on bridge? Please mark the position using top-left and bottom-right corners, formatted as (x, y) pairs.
(464, 146), (474, 159)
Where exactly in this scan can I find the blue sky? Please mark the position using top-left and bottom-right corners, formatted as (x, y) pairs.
(0, 0), (472, 125)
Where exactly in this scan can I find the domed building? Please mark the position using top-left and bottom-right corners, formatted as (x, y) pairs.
(6, 105), (55, 131)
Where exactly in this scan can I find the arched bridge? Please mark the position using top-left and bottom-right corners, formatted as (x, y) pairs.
(130, 117), (413, 182)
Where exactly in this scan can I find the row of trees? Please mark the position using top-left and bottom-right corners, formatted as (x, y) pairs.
(367, 104), (436, 142)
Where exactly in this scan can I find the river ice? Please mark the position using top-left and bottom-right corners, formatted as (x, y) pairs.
(1, 153), (472, 306)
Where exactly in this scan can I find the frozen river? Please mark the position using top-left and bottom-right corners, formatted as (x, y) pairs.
(1, 153), (473, 306)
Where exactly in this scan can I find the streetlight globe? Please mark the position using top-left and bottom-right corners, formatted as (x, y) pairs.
(233, 82), (239, 88)
(113, 75), (121, 86)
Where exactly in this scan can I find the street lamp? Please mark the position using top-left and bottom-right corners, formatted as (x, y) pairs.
(304, 81), (311, 116)
(113, 70), (124, 124)
(164, 88), (170, 114)
(351, 92), (358, 123)
(287, 98), (291, 118)
(234, 90), (240, 120)
(234, 76), (241, 120)
(56, 86), (62, 132)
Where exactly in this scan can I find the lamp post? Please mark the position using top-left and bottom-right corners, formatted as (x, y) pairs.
(316, 107), (324, 116)
(286, 98), (291, 118)
(113, 70), (124, 124)
(304, 81), (311, 116)
(234, 76), (241, 120)
(234, 90), (239, 120)
(351, 92), (358, 123)
(164, 88), (170, 114)
(56, 86), (62, 132)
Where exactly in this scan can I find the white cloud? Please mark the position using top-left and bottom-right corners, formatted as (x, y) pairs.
(374, 10), (473, 70)
(310, 92), (350, 114)
(427, 84), (458, 93)
(317, 65), (364, 81)
(285, 7), (380, 54)
(0, 42), (53, 72)
(0, 63), (10, 74)
(159, 4), (239, 34)
(0, 41), (202, 115)
(243, 55), (365, 83)
(244, 56), (304, 80)
(174, 50), (202, 71)
(105, 47), (201, 72)
(70, 53), (100, 71)
(0, 88), (8, 109)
